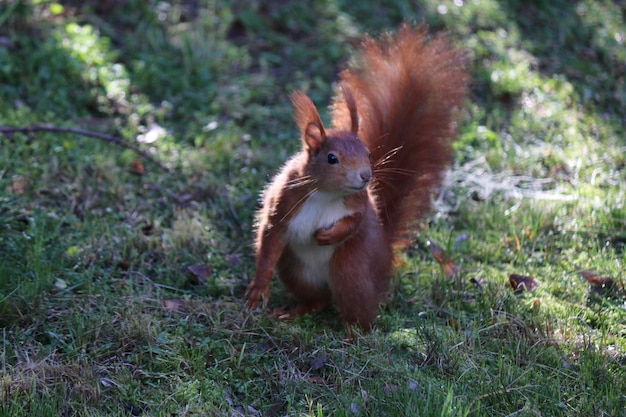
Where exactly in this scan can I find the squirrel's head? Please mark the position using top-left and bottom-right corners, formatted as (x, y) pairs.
(291, 88), (371, 195)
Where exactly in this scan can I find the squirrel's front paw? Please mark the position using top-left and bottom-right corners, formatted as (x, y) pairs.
(314, 228), (335, 246)
(245, 282), (269, 310)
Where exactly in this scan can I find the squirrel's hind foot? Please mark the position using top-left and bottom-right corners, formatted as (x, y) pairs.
(271, 301), (329, 321)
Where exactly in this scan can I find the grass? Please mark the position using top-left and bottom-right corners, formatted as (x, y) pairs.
(1, 0), (625, 416)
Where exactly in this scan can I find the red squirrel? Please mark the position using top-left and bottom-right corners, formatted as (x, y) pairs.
(245, 25), (468, 330)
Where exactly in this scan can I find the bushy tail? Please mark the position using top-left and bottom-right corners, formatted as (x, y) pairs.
(332, 24), (468, 242)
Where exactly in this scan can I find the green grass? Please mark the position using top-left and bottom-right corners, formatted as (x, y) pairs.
(1, 0), (625, 416)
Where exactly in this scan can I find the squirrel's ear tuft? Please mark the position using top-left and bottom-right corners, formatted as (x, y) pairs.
(330, 82), (359, 135)
(341, 84), (359, 134)
(292, 91), (326, 153)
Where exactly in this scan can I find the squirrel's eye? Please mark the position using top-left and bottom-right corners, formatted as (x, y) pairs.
(327, 153), (339, 164)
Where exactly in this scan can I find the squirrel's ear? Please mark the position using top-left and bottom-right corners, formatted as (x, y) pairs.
(291, 91), (326, 154)
(303, 122), (325, 154)
(341, 85), (359, 134)
(330, 82), (359, 135)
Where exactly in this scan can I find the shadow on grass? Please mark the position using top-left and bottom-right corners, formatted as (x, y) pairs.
(498, 1), (626, 131)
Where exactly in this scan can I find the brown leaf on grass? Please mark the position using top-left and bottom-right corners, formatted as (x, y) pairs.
(383, 383), (399, 396)
(187, 264), (212, 285)
(308, 376), (326, 385)
(140, 221), (154, 235)
(509, 274), (539, 293)
(129, 158), (146, 175)
(447, 318), (460, 331)
(162, 299), (186, 314)
(310, 354), (328, 371)
(427, 240), (459, 276)
(9, 175), (28, 194)
(428, 240), (447, 263)
(116, 260), (131, 270)
(226, 253), (243, 267)
(580, 270), (617, 289)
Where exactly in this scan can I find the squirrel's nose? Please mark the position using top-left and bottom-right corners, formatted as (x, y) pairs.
(360, 168), (372, 183)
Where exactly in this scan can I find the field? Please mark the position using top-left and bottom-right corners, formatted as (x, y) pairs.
(1, 1), (625, 416)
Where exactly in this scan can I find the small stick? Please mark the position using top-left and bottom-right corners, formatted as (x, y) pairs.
(0, 124), (171, 173)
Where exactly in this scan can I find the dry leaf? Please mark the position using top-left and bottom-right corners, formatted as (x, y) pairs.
(9, 175), (28, 194)
(226, 253), (243, 267)
(117, 260), (131, 270)
(54, 278), (68, 290)
(129, 158), (146, 175)
(187, 264), (212, 285)
(447, 318), (460, 331)
(162, 299), (186, 314)
(310, 354), (328, 371)
(308, 376), (326, 385)
(383, 383), (399, 396)
(580, 270), (617, 289)
(509, 274), (539, 293)
(100, 377), (119, 388)
(141, 221), (154, 235)
(245, 405), (259, 415)
(427, 240), (458, 276)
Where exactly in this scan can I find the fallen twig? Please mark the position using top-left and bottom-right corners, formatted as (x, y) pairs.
(0, 124), (171, 173)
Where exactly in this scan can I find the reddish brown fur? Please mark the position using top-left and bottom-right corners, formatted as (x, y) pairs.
(246, 24), (468, 331)
(334, 24), (468, 241)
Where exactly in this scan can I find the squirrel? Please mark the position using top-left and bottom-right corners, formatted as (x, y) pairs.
(245, 24), (468, 331)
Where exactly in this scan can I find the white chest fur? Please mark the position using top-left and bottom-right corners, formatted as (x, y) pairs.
(284, 191), (353, 286)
